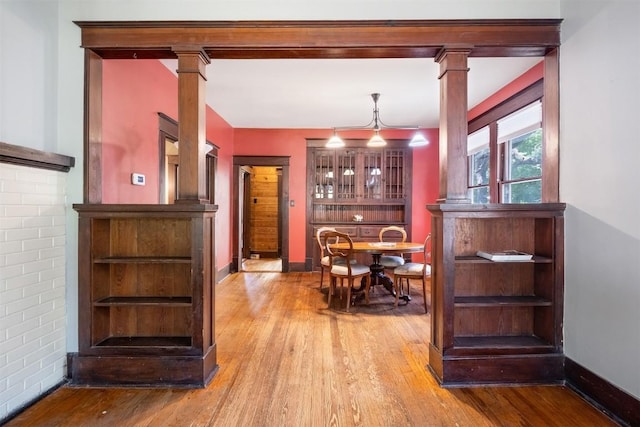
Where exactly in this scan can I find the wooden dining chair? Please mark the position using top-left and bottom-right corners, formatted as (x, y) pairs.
(316, 227), (337, 291)
(378, 225), (407, 271)
(315, 227), (352, 291)
(392, 234), (431, 312)
(322, 231), (371, 312)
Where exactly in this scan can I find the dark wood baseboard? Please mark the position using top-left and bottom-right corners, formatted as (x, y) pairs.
(565, 358), (639, 427)
(217, 263), (231, 283)
(0, 379), (66, 425)
(289, 261), (306, 272)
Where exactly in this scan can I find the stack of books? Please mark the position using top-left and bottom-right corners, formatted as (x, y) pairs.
(476, 250), (533, 262)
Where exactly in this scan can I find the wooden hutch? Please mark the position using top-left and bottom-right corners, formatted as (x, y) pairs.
(306, 139), (412, 269)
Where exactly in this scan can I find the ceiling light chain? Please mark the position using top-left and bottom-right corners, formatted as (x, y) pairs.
(326, 93), (429, 148)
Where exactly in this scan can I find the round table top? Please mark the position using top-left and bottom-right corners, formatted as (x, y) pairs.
(330, 241), (424, 254)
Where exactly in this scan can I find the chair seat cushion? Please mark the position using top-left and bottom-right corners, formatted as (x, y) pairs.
(394, 262), (432, 276)
(379, 255), (405, 268)
(331, 263), (370, 276)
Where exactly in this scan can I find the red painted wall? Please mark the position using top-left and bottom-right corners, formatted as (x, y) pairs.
(206, 107), (235, 270)
(233, 128), (440, 264)
(102, 60), (178, 203)
(468, 61), (544, 121)
(409, 128), (440, 257)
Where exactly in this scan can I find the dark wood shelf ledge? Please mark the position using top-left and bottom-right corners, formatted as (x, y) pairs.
(453, 335), (553, 349)
(455, 255), (552, 264)
(94, 256), (192, 263)
(0, 141), (75, 172)
(95, 336), (192, 347)
(94, 296), (192, 306)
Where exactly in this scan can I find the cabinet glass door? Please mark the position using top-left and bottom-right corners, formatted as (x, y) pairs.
(336, 150), (356, 200)
(384, 149), (405, 200)
(362, 151), (383, 200)
(314, 151), (334, 199)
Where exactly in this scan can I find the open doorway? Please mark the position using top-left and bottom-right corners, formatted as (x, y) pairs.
(233, 156), (290, 273)
(158, 112), (218, 205)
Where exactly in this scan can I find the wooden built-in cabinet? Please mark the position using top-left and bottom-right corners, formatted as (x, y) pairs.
(427, 203), (565, 386)
(306, 139), (412, 269)
(71, 204), (218, 387)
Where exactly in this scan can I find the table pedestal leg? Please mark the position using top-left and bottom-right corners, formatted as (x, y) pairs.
(367, 254), (396, 297)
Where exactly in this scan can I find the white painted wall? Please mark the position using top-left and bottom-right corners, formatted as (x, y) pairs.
(0, 1), (59, 152)
(0, 164), (68, 420)
(559, 0), (640, 398)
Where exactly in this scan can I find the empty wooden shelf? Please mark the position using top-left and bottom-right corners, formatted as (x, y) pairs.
(71, 203), (218, 387)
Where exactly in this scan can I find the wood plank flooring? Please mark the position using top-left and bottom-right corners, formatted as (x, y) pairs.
(5, 272), (617, 426)
(241, 258), (282, 272)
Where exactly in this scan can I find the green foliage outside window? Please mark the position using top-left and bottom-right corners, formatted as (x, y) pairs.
(504, 128), (542, 203)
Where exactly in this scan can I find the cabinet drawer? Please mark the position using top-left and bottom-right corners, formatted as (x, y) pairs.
(313, 226), (358, 237)
(335, 226), (358, 237)
(359, 226), (381, 238)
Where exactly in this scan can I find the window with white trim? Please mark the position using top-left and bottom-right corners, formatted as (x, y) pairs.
(466, 80), (543, 204)
(498, 101), (542, 203)
(468, 126), (490, 203)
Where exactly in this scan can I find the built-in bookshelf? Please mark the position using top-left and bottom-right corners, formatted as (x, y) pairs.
(427, 203), (565, 386)
(72, 204), (218, 387)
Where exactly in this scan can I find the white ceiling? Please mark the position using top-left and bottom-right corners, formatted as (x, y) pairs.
(162, 56), (542, 130)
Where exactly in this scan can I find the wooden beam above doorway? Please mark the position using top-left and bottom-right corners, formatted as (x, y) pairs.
(74, 19), (561, 60)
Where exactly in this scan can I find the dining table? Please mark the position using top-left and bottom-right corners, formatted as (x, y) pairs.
(329, 240), (424, 303)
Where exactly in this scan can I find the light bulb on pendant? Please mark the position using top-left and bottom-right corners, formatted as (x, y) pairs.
(325, 130), (345, 148)
(367, 130), (386, 147)
(408, 131), (429, 147)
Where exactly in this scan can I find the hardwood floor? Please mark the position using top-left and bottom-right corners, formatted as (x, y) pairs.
(6, 272), (617, 426)
(241, 257), (282, 272)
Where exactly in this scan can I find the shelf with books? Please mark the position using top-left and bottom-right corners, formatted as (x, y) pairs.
(427, 203), (566, 385)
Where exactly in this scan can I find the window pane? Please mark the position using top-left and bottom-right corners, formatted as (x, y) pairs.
(502, 179), (542, 203)
(470, 147), (490, 186)
(470, 186), (490, 204)
(508, 128), (542, 181)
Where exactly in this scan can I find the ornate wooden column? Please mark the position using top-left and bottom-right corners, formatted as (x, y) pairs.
(435, 48), (471, 203)
(174, 47), (210, 203)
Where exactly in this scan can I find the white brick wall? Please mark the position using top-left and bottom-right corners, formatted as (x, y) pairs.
(0, 163), (68, 420)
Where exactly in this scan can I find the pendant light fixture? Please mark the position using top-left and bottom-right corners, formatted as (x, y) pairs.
(326, 93), (429, 148)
